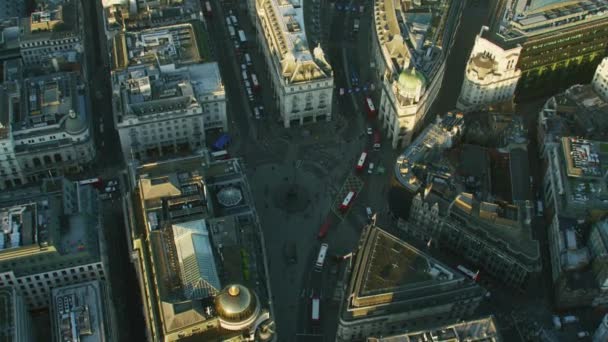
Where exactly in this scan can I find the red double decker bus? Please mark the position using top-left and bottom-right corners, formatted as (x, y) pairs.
(339, 191), (356, 213)
(365, 97), (376, 119)
(355, 152), (367, 171)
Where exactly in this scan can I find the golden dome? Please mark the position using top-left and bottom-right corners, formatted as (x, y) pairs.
(214, 284), (258, 323)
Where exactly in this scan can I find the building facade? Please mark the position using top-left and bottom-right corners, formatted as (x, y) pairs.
(486, 0), (608, 101)
(112, 62), (226, 162)
(0, 179), (106, 310)
(592, 57), (608, 101)
(402, 192), (541, 289)
(372, 0), (464, 148)
(0, 286), (33, 342)
(337, 226), (485, 341)
(456, 29), (522, 111)
(0, 64), (95, 190)
(254, 0), (334, 128)
(367, 316), (502, 342)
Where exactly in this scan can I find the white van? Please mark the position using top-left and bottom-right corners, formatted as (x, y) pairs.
(244, 53), (252, 66)
(242, 70), (248, 81)
(253, 107), (261, 119)
(368, 163), (375, 174)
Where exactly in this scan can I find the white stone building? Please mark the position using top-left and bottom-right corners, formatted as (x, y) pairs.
(456, 29), (522, 111)
(112, 62), (226, 162)
(254, 0), (334, 128)
(592, 57), (608, 101)
(0, 64), (95, 190)
(372, 0), (464, 149)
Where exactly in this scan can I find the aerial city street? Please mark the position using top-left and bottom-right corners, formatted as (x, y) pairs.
(1, 0), (608, 341)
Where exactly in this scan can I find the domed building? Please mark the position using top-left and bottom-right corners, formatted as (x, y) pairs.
(372, 0), (465, 149)
(456, 31), (521, 111)
(215, 284), (274, 341)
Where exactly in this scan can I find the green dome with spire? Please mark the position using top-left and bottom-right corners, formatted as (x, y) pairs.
(397, 66), (426, 90)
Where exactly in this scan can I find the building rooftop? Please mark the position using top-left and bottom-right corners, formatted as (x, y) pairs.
(374, 0), (459, 80)
(447, 192), (540, 264)
(0, 179), (101, 277)
(554, 136), (608, 210)
(113, 62), (222, 123)
(257, 0), (332, 84)
(540, 84), (608, 143)
(103, 0), (202, 31)
(342, 226), (484, 321)
(132, 154), (272, 338)
(0, 70), (89, 148)
(20, 0), (79, 42)
(494, 0), (608, 43)
(51, 281), (109, 342)
(395, 112), (465, 192)
(112, 23), (208, 70)
(368, 316), (501, 342)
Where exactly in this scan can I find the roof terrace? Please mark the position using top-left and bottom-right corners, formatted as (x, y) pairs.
(113, 23), (204, 70)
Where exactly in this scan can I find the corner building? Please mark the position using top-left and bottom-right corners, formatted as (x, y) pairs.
(371, 0), (464, 148)
(254, 0), (334, 128)
(456, 29), (522, 111)
(337, 225), (485, 341)
(484, 0), (608, 101)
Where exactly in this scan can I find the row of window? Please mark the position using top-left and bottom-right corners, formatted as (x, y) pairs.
(21, 38), (78, 48)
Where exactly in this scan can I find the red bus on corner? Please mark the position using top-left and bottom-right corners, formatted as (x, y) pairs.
(339, 191), (356, 213)
(365, 97), (376, 119)
(355, 152), (367, 172)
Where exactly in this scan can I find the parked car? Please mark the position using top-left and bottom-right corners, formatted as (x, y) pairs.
(366, 127), (373, 135)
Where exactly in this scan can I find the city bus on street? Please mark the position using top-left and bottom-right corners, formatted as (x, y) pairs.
(311, 296), (320, 324)
(238, 30), (247, 46)
(457, 265), (480, 281)
(251, 73), (260, 91)
(210, 150), (230, 160)
(355, 151), (367, 172)
(78, 177), (103, 189)
(339, 191), (356, 213)
(204, 1), (212, 17)
(373, 131), (381, 151)
(227, 25), (236, 39)
(314, 243), (329, 271)
(365, 97), (376, 119)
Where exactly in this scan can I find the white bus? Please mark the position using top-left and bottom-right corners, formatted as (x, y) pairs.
(355, 151), (367, 171)
(314, 243), (329, 271)
(311, 296), (320, 324)
(339, 191), (356, 213)
(210, 150), (229, 160)
(457, 265), (479, 281)
(238, 29), (247, 45)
